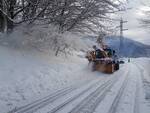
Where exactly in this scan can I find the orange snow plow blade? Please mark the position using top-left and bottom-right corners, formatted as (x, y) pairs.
(86, 50), (118, 74)
(93, 58), (114, 74)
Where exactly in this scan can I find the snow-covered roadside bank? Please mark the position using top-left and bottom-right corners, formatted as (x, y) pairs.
(0, 45), (104, 113)
(132, 58), (150, 100)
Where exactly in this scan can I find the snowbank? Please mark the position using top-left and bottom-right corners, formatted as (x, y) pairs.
(132, 58), (150, 100)
(0, 26), (90, 54)
(0, 45), (102, 113)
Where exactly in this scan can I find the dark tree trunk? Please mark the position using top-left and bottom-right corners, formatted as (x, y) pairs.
(0, 0), (7, 32)
(0, 11), (4, 32)
(59, 0), (67, 33)
(0, 0), (2, 32)
(7, 0), (16, 31)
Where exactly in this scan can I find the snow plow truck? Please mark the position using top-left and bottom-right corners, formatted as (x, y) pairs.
(86, 46), (119, 74)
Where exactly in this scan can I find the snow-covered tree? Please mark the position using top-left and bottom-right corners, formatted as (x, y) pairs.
(139, 1), (150, 30)
(0, 0), (127, 55)
(0, 0), (124, 33)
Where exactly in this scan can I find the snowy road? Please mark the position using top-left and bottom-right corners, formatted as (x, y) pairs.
(8, 62), (150, 113)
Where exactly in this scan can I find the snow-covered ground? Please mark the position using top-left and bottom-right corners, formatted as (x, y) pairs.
(0, 45), (103, 113)
(0, 37), (150, 113)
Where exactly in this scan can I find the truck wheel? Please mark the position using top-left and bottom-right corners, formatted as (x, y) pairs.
(115, 63), (119, 70)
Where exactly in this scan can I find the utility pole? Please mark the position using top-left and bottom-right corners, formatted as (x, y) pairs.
(119, 18), (128, 53)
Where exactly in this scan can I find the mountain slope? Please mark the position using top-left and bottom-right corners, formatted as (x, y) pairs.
(104, 36), (150, 57)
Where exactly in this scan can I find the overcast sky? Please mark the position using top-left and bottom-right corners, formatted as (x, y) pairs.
(116, 0), (150, 45)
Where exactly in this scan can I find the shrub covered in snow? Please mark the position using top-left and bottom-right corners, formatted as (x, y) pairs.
(0, 25), (90, 56)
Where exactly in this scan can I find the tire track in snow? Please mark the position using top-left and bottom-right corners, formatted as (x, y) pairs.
(46, 65), (128, 113)
(8, 87), (75, 113)
(109, 63), (140, 113)
(8, 78), (102, 113)
(133, 63), (149, 113)
(8, 61), (127, 113)
(134, 81), (140, 113)
(107, 70), (130, 113)
(60, 72), (121, 113)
